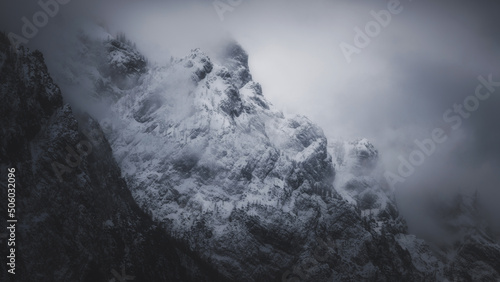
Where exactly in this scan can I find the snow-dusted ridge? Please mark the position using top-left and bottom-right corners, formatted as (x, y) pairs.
(0, 32), (227, 281)
(46, 25), (500, 281)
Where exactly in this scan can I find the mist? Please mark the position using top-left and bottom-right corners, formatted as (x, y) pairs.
(1, 0), (499, 244)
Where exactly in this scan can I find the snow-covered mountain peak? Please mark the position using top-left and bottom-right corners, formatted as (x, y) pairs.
(179, 48), (214, 82)
(213, 40), (252, 89)
(38, 28), (500, 280)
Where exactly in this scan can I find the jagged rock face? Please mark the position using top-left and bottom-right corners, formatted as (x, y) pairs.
(330, 140), (500, 281)
(331, 138), (378, 176)
(53, 29), (445, 281)
(42, 26), (500, 281)
(0, 34), (226, 282)
(0, 43), (63, 156)
(101, 38), (147, 90)
(216, 41), (252, 89)
(103, 46), (345, 280)
(329, 139), (396, 221)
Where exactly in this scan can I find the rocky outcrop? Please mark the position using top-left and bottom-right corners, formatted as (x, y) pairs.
(0, 33), (227, 282)
(7, 24), (499, 281)
(216, 40), (252, 89)
(67, 30), (444, 281)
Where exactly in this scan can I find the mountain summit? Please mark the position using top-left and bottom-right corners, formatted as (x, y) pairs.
(3, 25), (499, 281)
(53, 29), (440, 281)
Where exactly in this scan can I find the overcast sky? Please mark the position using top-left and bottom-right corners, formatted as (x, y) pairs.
(1, 0), (499, 242)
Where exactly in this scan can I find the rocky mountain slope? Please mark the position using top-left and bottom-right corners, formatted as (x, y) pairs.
(2, 23), (499, 281)
(50, 27), (446, 281)
(329, 137), (500, 282)
(0, 32), (227, 282)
